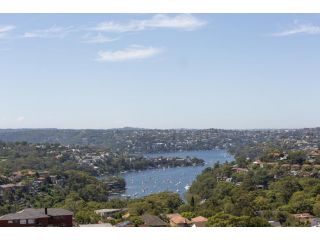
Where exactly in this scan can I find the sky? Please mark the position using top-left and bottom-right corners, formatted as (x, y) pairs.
(0, 14), (320, 129)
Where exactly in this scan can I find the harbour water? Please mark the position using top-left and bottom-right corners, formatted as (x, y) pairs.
(121, 149), (234, 199)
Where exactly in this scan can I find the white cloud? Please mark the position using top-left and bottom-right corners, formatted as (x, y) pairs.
(16, 116), (25, 122)
(82, 33), (118, 43)
(96, 45), (162, 62)
(0, 25), (15, 33)
(0, 25), (15, 39)
(93, 14), (206, 33)
(272, 22), (320, 37)
(23, 26), (75, 39)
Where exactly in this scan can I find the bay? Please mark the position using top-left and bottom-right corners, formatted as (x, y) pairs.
(121, 149), (234, 199)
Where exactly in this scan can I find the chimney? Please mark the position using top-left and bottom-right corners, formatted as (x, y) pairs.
(45, 207), (48, 215)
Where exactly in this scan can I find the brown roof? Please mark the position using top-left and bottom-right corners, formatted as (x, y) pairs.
(0, 184), (16, 189)
(293, 213), (314, 219)
(292, 164), (301, 167)
(170, 215), (191, 224)
(166, 213), (181, 219)
(191, 216), (208, 223)
(281, 164), (290, 167)
(232, 167), (248, 172)
(141, 214), (167, 227)
(0, 209), (48, 221)
(0, 208), (73, 221)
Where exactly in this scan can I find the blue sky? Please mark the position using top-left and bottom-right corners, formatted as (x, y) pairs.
(1, 14), (320, 129)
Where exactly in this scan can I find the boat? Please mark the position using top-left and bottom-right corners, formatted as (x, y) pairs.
(184, 184), (190, 190)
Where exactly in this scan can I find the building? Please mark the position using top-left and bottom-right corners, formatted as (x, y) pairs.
(293, 213), (315, 224)
(141, 214), (168, 227)
(191, 216), (208, 227)
(0, 208), (73, 227)
(231, 167), (249, 174)
(115, 221), (133, 227)
(79, 223), (112, 227)
(0, 183), (24, 196)
(94, 208), (125, 218)
(166, 213), (191, 227)
(268, 221), (281, 227)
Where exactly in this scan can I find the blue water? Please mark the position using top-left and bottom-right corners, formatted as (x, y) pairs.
(121, 150), (234, 199)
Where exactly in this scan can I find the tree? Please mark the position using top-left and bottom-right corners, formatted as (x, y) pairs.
(180, 212), (196, 220)
(288, 191), (313, 213)
(190, 196), (195, 209)
(207, 212), (270, 227)
(129, 216), (144, 227)
(313, 202), (320, 217)
(288, 151), (307, 165)
(75, 210), (100, 224)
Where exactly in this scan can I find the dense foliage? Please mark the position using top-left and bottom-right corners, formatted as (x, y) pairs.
(185, 149), (320, 226)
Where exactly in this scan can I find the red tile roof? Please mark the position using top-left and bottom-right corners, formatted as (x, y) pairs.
(191, 216), (208, 223)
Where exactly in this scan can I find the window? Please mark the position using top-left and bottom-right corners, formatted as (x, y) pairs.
(20, 219), (27, 224)
(8, 220), (13, 224)
(28, 219), (35, 224)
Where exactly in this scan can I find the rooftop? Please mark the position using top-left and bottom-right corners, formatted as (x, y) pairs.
(0, 208), (73, 221)
(79, 223), (112, 227)
(191, 216), (208, 223)
(141, 214), (167, 227)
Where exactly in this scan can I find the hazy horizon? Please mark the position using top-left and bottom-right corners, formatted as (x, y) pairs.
(1, 14), (320, 129)
(0, 126), (319, 131)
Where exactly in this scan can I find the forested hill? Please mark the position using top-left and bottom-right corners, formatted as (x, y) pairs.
(0, 128), (320, 154)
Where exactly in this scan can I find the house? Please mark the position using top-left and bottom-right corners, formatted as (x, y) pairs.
(291, 164), (301, 171)
(310, 218), (320, 227)
(94, 208), (125, 218)
(310, 150), (320, 159)
(225, 178), (233, 183)
(293, 213), (315, 224)
(232, 168), (249, 174)
(10, 171), (23, 181)
(0, 183), (24, 196)
(266, 162), (278, 167)
(38, 171), (49, 178)
(191, 216), (208, 227)
(253, 160), (264, 168)
(166, 213), (191, 227)
(0, 208), (73, 227)
(280, 164), (291, 169)
(268, 221), (281, 227)
(115, 221), (133, 227)
(79, 223), (112, 227)
(27, 170), (37, 177)
(141, 214), (167, 227)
